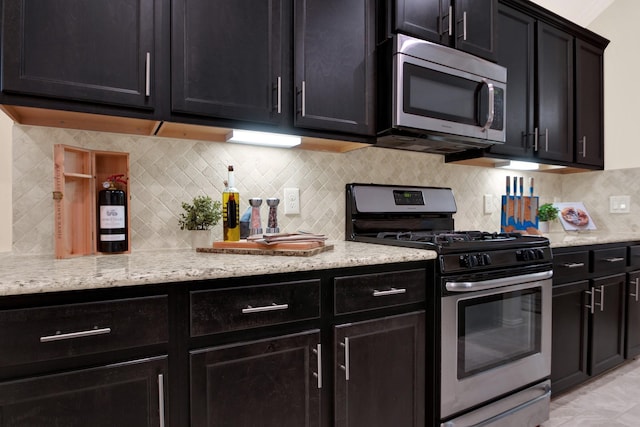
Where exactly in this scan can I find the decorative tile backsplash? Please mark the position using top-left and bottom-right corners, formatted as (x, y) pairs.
(11, 124), (640, 255)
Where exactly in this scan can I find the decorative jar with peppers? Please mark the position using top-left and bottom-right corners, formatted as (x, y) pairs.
(97, 174), (128, 253)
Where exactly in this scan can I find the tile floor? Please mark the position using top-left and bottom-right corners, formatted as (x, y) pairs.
(542, 357), (640, 426)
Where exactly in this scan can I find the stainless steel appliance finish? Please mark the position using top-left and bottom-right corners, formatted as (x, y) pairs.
(440, 271), (552, 420)
(346, 183), (552, 427)
(377, 34), (507, 154)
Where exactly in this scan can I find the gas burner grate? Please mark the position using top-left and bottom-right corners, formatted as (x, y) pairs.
(376, 230), (522, 244)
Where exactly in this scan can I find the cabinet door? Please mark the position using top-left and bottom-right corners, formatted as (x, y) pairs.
(190, 330), (321, 427)
(394, 0), (443, 43)
(454, 0), (497, 61)
(589, 274), (626, 376)
(0, 356), (167, 427)
(294, 0), (375, 135)
(626, 271), (640, 358)
(172, 0), (289, 124)
(551, 281), (589, 395)
(536, 22), (574, 163)
(1, 0), (156, 110)
(575, 39), (605, 168)
(491, 3), (535, 158)
(334, 311), (425, 427)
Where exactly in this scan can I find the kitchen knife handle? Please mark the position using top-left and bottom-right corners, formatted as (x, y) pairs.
(519, 177), (523, 196)
(506, 176), (510, 195)
(513, 177), (517, 196)
(529, 177), (534, 197)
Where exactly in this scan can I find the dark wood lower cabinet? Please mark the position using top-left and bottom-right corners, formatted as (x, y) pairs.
(0, 356), (167, 427)
(551, 280), (589, 395)
(334, 311), (425, 427)
(190, 330), (321, 427)
(589, 274), (626, 376)
(626, 271), (640, 358)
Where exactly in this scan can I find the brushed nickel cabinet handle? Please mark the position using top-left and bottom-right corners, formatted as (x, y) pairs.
(630, 278), (639, 302)
(158, 373), (166, 427)
(241, 303), (288, 314)
(312, 343), (322, 389)
(40, 327), (111, 342)
(448, 6), (453, 36)
(534, 128), (539, 151)
(581, 136), (587, 158)
(561, 262), (585, 269)
(277, 76), (282, 114)
(301, 81), (306, 117)
(463, 11), (467, 40)
(605, 257), (625, 263)
(372, 288), (407, 297)
(594, 285), (604, 311)
(145, 52), (151, 97)
(339, 337), (350, 381)
(586, 289), (595, 314)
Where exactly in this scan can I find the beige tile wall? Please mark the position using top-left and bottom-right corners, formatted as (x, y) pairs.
(11, 124), (638, 255)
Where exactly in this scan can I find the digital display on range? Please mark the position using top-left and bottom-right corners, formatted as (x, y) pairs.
(393, 190), (425, 206)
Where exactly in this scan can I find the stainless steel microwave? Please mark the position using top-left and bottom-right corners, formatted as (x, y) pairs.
(377, 34), (507, 154)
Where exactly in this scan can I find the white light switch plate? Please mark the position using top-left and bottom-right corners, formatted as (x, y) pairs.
(484, 194), (493, 214)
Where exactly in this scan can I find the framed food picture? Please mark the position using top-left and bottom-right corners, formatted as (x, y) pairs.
(554, 202), (597, 231)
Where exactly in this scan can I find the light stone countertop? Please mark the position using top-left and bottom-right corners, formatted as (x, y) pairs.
(0, 241), (437, 297)
(546, 231), (640, 248)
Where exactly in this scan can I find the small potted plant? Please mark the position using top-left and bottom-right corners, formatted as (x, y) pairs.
(179, 196), (222, 248)
(537, 203), (559, 233)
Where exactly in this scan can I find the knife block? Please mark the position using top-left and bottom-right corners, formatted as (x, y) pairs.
(500, 196), (539, 234)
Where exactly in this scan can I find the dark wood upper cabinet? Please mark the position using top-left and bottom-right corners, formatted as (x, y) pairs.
(1, 0), (158, 111)
(294, 0), (376, 136)
(391, 0), (497, 61)
(575, 39), (605, 168)
(536, 22), (574, 163)
(490, 3), (535, 158)
(171, 0), (291, 125)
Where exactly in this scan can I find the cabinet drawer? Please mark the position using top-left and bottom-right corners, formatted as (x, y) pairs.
(190, 280), (321, 336)
(334, 269), (426, 315)
(553, 251), (589, 284)
(591, 247), (627, 275)
(0, 296), (168, 367)
(629, 245), (640, 268)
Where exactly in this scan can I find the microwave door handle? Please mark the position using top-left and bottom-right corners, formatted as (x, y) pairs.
(480, 79), (495, 132)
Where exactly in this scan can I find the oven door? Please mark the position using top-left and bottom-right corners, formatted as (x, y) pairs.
(394, 51), (505, 143)
(440, 270), (552, 420)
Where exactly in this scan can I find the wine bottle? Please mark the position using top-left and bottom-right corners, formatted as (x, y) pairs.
(97, 174), (128, 252)
(222, 165), (240, 241)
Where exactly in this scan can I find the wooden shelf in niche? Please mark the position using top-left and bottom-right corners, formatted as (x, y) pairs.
(54, 144), (130, 259)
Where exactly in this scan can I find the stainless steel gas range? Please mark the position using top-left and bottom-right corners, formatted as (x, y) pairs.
(346, 183), (552, 427)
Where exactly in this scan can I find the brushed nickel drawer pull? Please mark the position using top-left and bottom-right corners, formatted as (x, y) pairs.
(594, 285), (604, 311)
(241, 303), (289, 314)
(40, 327), (112, 343)
(561, 262), (585, 269)
(605, 257), (625, 263)
(372, 287), (407, 297)
(586, 289), (595, 314)
(145, 52), (151, 97)
(630, 278), (640, 302)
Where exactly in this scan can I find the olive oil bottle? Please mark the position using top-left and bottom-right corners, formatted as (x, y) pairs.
(222, 165), (240, 241)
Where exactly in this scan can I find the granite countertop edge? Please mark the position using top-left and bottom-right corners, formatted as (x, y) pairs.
(0, 241), (437, 297)
(546, 231), (640, 248)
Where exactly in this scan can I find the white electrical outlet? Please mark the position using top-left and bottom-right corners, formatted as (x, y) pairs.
(610, 195), (631, 213)
(284, 187), (300, 215)
(484, 194), (493, 214)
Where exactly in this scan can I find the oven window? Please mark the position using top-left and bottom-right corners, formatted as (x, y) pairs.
(403, 63), (481, 125)
(457, 288), (541, 379)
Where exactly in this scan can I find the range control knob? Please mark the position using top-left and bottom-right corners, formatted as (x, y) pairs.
(534, 249), (545, 260)
(460, 254), (479, 268)
(516, 249), (538, 261)
(481, 253), (492, 266)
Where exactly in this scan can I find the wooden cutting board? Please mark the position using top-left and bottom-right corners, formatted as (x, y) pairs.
(197, 240), (333, 257)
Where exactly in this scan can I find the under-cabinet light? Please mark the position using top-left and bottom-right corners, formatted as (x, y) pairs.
(226, 130), (301, 148)
(495, 160), (541, 171)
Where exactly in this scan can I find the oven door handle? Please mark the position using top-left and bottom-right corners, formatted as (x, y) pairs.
(445, 270), (553, 292)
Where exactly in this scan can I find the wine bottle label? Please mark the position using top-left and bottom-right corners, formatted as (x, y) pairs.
(100, 206), (125, 229)
(100, 234), (126, 242)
